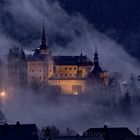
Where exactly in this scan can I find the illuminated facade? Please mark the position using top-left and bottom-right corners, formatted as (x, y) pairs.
(8, 23), (110, 94)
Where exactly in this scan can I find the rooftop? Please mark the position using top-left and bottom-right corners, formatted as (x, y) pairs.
(53, 56), (93, 66)
(83, 127), (134, 140)
(0, 122), (38, 140)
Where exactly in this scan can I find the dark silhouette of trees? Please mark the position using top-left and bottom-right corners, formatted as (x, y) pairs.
(119, 91), (132, 117)
(0, 110), (7, 125)
(42, 126), (60, 140)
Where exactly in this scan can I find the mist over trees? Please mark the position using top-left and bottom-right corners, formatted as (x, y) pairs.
(1, 74), (139, 134)
(0, 110), (7, 125)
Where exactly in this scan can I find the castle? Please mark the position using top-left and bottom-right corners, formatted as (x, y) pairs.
(7, 23), (110, 94)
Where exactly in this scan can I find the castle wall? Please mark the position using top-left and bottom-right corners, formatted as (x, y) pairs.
(53, 65), (92, 78)
(48, 79), (86, 94)
(54, 65), (78, 78)
(78, 66), (92, 77)
(27, 61), (48, 86)
(8, 47), (27, 88)
(47, 55), (54, 78)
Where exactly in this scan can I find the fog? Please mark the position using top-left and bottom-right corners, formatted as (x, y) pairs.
(0, 0), (139, 78)
(0, 0), (140, 134)
(2, 86), (140, 134)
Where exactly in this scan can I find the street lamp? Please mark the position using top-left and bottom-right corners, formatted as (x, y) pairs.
(1, 92), (5, 97)
(0, 91), (5, 108)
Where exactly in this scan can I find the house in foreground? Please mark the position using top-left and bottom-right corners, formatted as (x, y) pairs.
(0, 122), (38, 140)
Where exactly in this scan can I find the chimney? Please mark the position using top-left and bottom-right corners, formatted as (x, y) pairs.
(103, 125), (109, 140)
(16, 121), (21, 131)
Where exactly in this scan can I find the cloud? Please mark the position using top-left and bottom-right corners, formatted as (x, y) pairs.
(1, 0), (139, 79)
(0, 0), (140, 134)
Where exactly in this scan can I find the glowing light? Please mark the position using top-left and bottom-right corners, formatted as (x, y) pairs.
(74, 92), (78, 95)
(1, 92), (5, 96)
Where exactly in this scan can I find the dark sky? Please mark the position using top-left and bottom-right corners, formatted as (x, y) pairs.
(0, 0), (140, 60)
(58, 0), (140, 60)
(59, 0), (140, 31)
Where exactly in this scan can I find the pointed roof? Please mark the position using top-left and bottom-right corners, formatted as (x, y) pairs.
(53, 56), (92, 66)
(83, 127), (134, 140)
(40, 20), (48, 50)
(90, 48), (103, 75)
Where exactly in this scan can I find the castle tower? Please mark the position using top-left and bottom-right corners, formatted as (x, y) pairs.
(8, 46), (27, 88)
(27, 21), (53, 88)
(87, 48), (110, 88)
(39, 20), (50, 55)
(91, 48), (103, 76)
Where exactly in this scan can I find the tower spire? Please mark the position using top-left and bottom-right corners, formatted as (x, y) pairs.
(94, 47), (99, 66)
(90, 48), (103, 74)
(80, 49), (83, 57)
(80, 49), (83, 62)
(40, 20), (48, 50)
(41, 19), (46, 45)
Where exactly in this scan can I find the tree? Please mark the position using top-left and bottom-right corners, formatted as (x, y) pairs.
(64, 128), (76, 136)
(119, 90), (132, 117)
(42, 125), (60, 140)
(0, 110), (7, 125)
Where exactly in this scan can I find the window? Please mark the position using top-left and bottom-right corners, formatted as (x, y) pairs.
(65, 67), (67, 70)
(70, 67), (72, 70)
(54, 67), (56, 73)
(40, 76), (42, 79)
(39, 70), (42, 72)
(74, 67), (77, 70)
(32, 70), (34, 72)
(65, 74), (67, 76)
